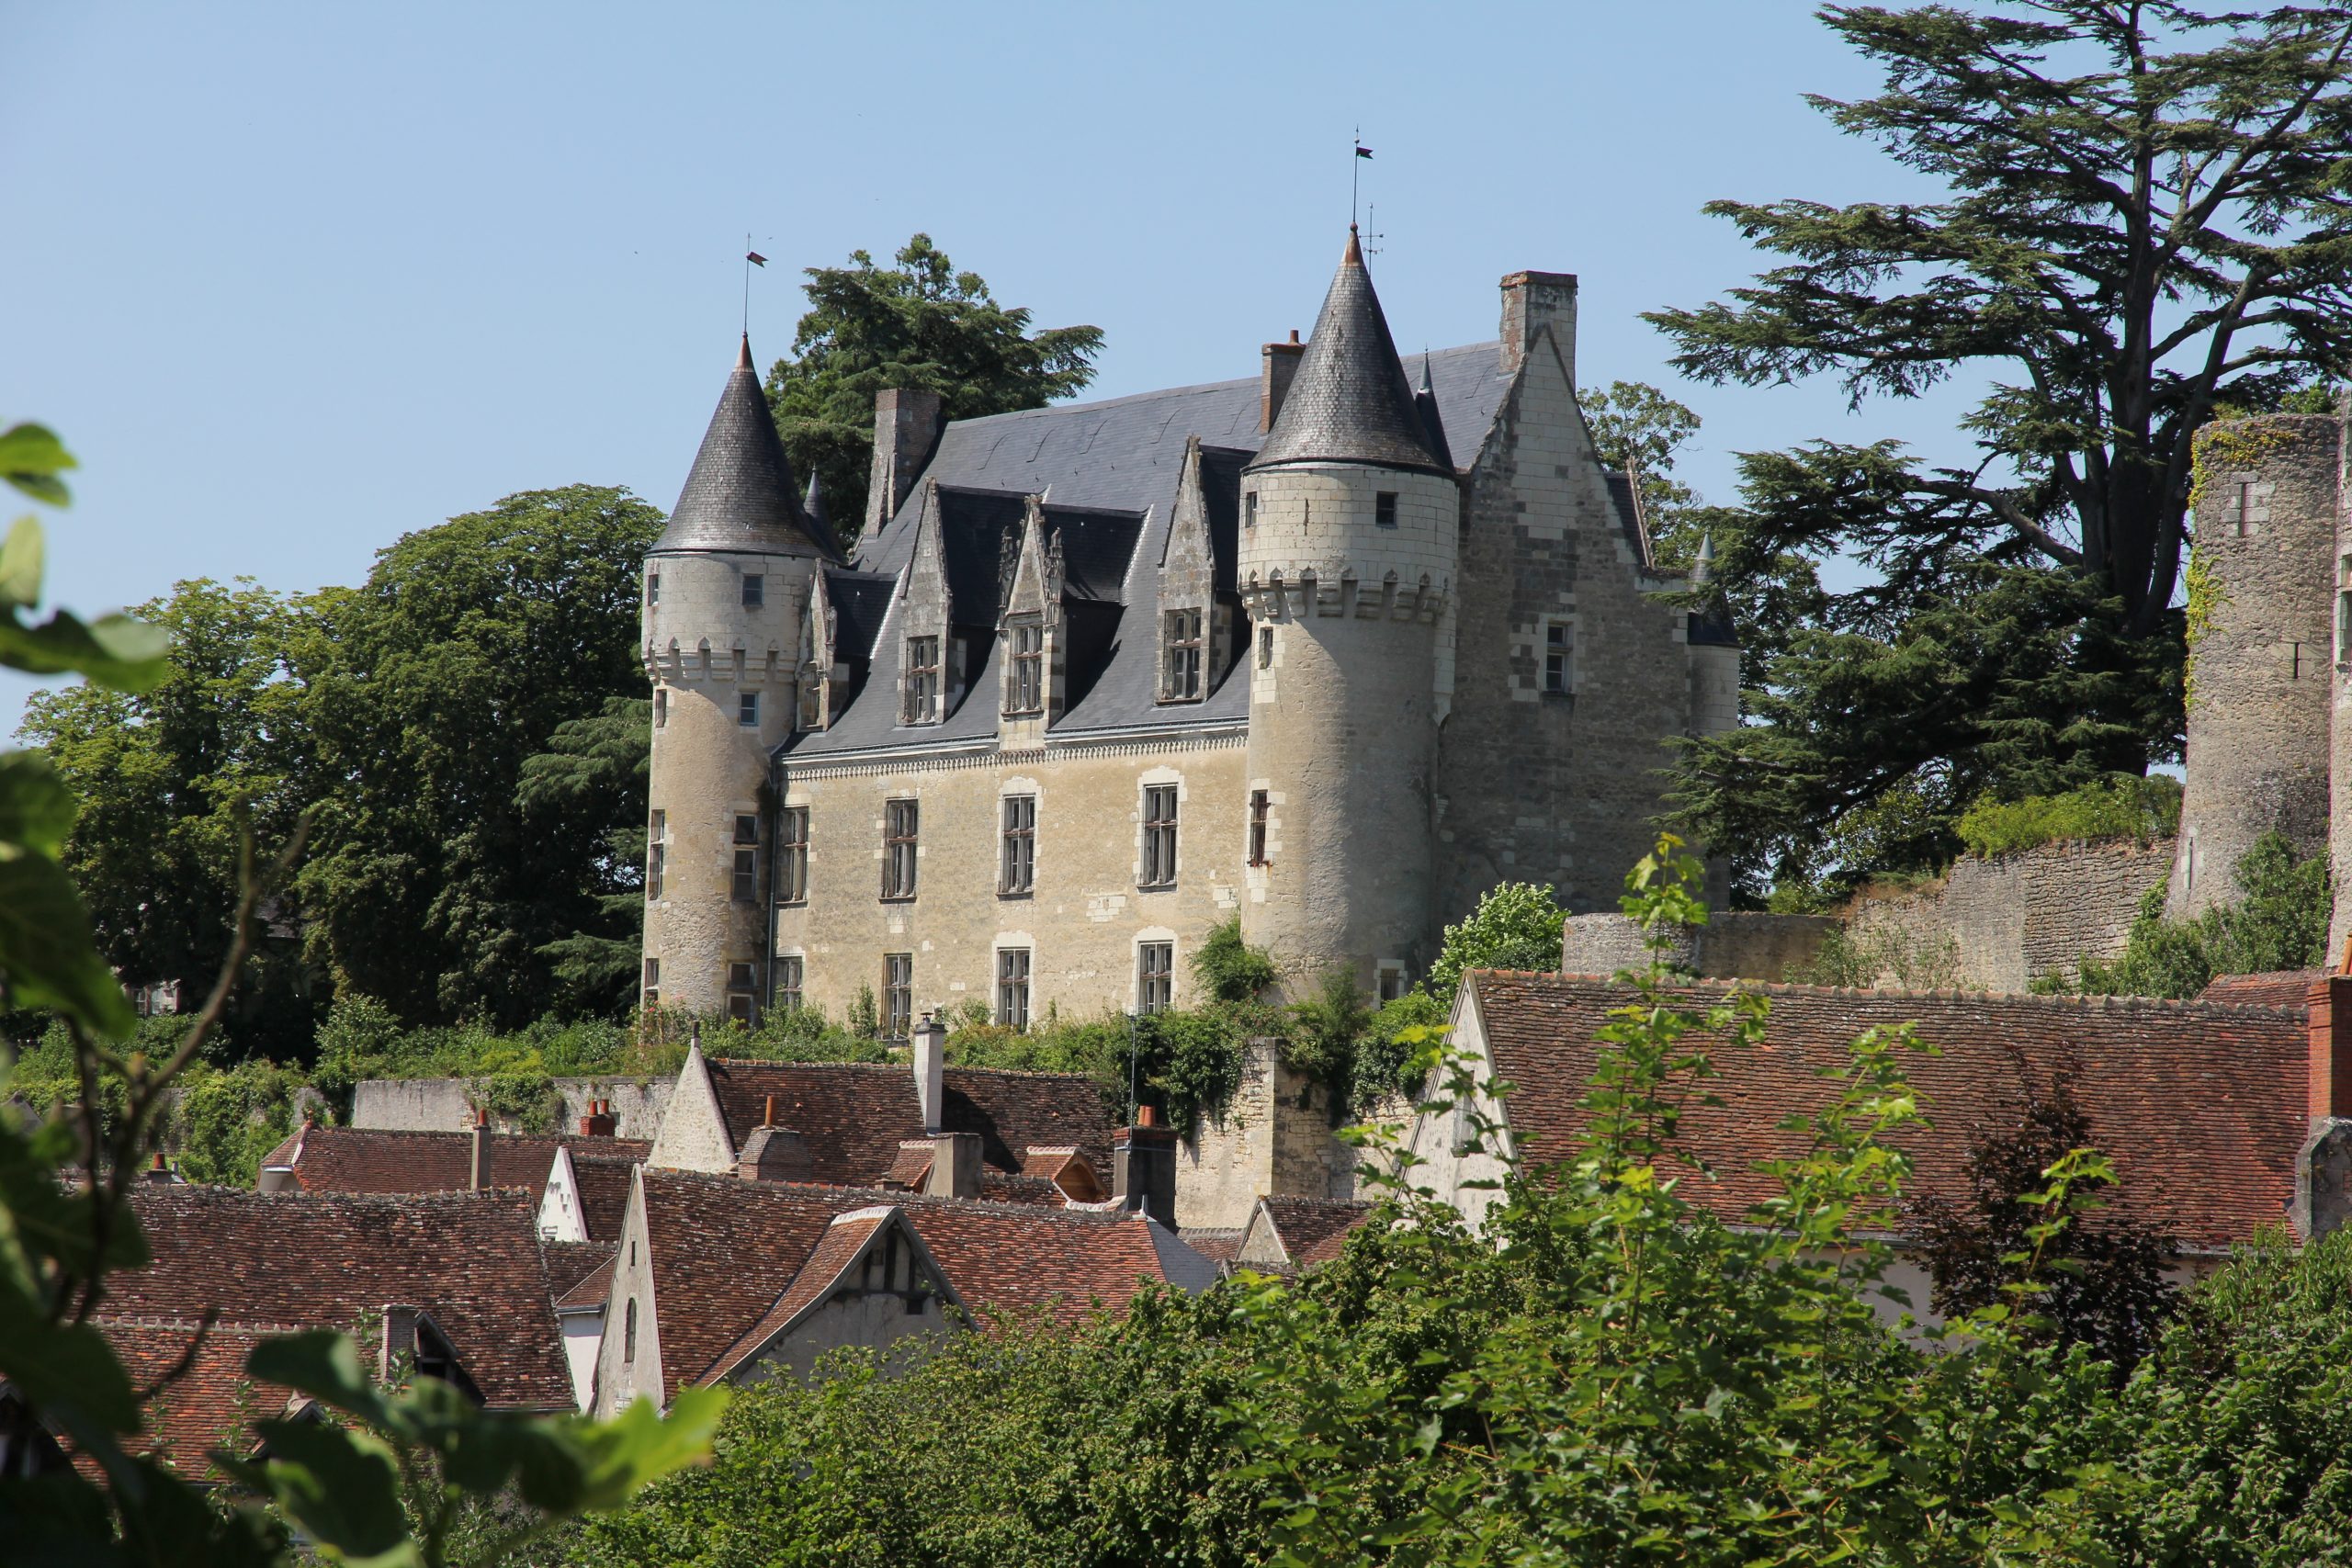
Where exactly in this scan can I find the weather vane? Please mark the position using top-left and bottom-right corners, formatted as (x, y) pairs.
(743, 233), (768, 336)
(1352, 130), (1373, 228)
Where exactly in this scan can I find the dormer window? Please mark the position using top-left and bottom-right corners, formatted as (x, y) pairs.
(902, 637), (941, 724)
(1161, 609), (1203, 702)
(742, 574), (764, 608)
(1005, 619), (1044, 716)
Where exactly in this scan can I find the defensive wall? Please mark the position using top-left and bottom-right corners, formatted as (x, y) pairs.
(351, 1077), (675, 1140)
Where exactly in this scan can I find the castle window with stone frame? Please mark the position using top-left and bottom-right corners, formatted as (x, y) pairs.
(1375, 491), (1397, 528)
(1258, 626), (1273, 670)
(731, 847), (757, 903)
(996, 948), (1031, 1030)
(641, 957), (658, 1009)
(1377, 962), (1408, 1003)
(645, 570), (659, 605)
(775, 954), (803, 1012)
(646, 810), (665, 901)
(1140, 785), (1179, 888)
(902, 637), (942, 724)
(778, 807), (808, 905)
(798, 671), (821, 729)
(654, 688), (668, 728)
(1161, 609), (1203, 702)
(883, 953), (912, 1038)
(1005, 618), (1044, 715)
(1544, 618), (1573, 694)
(882, 799), (919, 900)
(726, 963), (756, 1024)
(1137, 942), (1172, 1015)
(1248, 790), (1270, 866)
(1000, 795), (1035, 896)
(1245, 491), (1258, 528)
(741, 573), (764, 609)
(739, 692), (760, 727)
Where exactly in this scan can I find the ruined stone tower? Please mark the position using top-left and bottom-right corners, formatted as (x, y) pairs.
(1236, 229), (1461, 990)
(640, 337), (836, 1019)
(2169, 412), (2340, 919)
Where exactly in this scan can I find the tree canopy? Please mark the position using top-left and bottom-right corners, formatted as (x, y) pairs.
(1656, 2), (2352, 897)
(763, 234), (1104, 539)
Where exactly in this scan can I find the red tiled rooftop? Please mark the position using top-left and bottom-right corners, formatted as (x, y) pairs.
(258, 1124), (649, 1206)
(1256, 1196), (1374, 1269)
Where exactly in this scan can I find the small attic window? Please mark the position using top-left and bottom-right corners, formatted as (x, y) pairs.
(1245, 491), (1258, 528)
(742, 574), (764, 608)
(1375, 492), (1397, 528)
(646, 571), (660, 605)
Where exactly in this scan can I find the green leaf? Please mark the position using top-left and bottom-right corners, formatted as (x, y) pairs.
(242, 1417), (419, 1566)
(246, 1330), (397, 1430)
(0, 751), (78, 856)
(0, 423), (75, 507)
(0, 1274), (141, 1438)
(0, 516), (44, 607)
(0, 607), (170, 692)
(556, 1384), (731, 1511)
(0, 852), (134, 1038)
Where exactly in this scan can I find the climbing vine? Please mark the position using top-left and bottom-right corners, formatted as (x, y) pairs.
(2182, 420), (2297, 710)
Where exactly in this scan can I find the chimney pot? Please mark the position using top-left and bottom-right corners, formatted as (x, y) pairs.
(763, 1094), (777, 1128)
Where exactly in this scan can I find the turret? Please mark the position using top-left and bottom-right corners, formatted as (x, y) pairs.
(642, 335), (835, 1020)
(1237, 228), (1460, 993)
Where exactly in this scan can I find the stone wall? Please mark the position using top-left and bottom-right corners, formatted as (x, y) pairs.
(1175, 1037), (1407, 1230)
(1843, 836), (2173, 993)
(350, 1077), (674, 1141)
(1559, 911), (1838, 981)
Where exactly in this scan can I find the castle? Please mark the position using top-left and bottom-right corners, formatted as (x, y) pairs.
(639, 231), (1739, 1024)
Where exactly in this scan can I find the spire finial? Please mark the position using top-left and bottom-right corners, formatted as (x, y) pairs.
(737, 333), (752, 372)
(1343, 225), (1363, 266)
(1692, 532), (1715, 586)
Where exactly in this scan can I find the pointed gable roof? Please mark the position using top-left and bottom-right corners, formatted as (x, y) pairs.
(653, 335), (834, 559)
(1248, 229), (1450, 478)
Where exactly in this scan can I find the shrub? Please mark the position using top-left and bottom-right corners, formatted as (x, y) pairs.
(1427, 881), (1566, 1006)
(2068, 830), (2328, 998)
(1191, 917), (1276, 1003)
(173, 1058), (309, 1185)
(1955, 773), (2183, 859)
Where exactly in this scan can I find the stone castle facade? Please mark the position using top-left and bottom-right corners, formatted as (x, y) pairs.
(640, 231), (1740, 1025)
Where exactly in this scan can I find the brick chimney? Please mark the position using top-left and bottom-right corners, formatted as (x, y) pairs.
(1261, 330), (1304, 432)
(1498, 270), (1578, 382)
(2297, 971), (2352, 1237)
(579, 1097), (617, 1138)
(913, 1010), (946, 1134)
(865, 388), (945, 537)
(469, 1108), (492, 1192)
(736, 1096), (811, 1183)
(923, 1131), (982, 1200)
(1113, 1105), (1178, 1228)
(142, 1149), (177, 1185)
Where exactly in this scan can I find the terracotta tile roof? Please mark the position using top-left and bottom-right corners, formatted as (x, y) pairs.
(96, 1319), (288, 1480)
(1179, 1229), (1243, 1264)
(555, 1250), (616, 1312)
(1468, 972), (2309, 1252)
(702, 1212), (899, 1382)
(543, 1240), (616, 1302)
(883, 1141), (933, 1187)
(2199, 970), (2323, 1012)
(568, 1155), (639, 1240)
(1256, 1196), (1374, 1268)
(258, 1125), (649, 1204)
(704, 1058), (1114, 1187)
(897, 1191), (1176, 1327)
(114, 1186), (575, 1409)
(1019, 1145), (1107, 1201)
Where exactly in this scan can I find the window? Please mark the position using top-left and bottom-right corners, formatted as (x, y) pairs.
(1377, 963), (1408, 1003)
(646, 572), (659, 605)
(731, 848), (757, 903)
(2236, 480), (2253, 537)
(624, 1298), (638, 1361)
(1244, 491), (1258, 528)
(739, 691), (760, 727)
(727, 964), (755, 1024)
(741, 573), (763, 608)
(902, 636), (941, 724)
(776, 955), (803, 1011)
(883, 799), (919, 899)
(996, 948), (1031, 1030)
(1375, 491), (1397, 528)
(653, 688), (668, 728)
(883, 954), (912, 1038)
(1544, 621), (1571, 694)
(1258, 626), (1273, 669)
(1162, 609), (1203, 701)
(734, 813), (758, 844)
(799, 674), (821, 728)
(641, 957), (659, 1008)
(646, 810), (665, 901)
(1138, 942), (1172, 1015)
(1001, 795), (1035, 895)
(778, 807), (808, 904)
(1006, 620), (1044, 715)
(2340, 555), (2352, 667)
(1249, 789), (1270, 866)
(1140, 785), (1178, 888)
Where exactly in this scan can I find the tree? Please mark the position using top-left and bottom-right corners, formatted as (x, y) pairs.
(1655, 3), (2352, 897)
(514, 695), (651, 1019)
(1583, 379), (1705, 566)
(763, 235), (1104, 539)
(1426, 881), (1566, 1006)
(294, 486), (662, 1027)
(20, 578), (318, 1054)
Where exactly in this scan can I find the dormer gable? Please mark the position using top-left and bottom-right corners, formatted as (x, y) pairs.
(703, 1205), (965, 1384)
(1158, 437), (1217, 704)
(896, 481), (954, 726)
(797, 570), (836, 731)
(998, 495), (1069, 731)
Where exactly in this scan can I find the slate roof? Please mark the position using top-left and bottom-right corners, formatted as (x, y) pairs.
(702, 1058), (1115, 1189)
(257, 1125), (649, 1209)
(1252, 1195), (1374, 1269)
(1469, 972), (2310, 1252)
(652, 335), (832, 559)
(116, 1187), (575, 1409)
(1250, 229), (1451, 477)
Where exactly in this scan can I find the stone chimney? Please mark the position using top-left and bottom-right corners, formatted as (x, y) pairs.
(142, 1150), (177, 1185)
(736, 1096), (812, 1183)
(1261, 330), (1305, 432)
(579, 1097), (617, 1138)
(469, 1108), (492, 1192)
(913, 1010), (946, 1134)
(1498, 270), (1579, 383)
(923, 1131), (982, 1201)
(1113, 1105), (1179, 1228)
(2297, 968), (2352, 1237)
(865, 388), (945, 537)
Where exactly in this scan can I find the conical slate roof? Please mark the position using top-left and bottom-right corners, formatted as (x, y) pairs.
(652, 336), (832, 558)
(1247, 230), (1451, 477)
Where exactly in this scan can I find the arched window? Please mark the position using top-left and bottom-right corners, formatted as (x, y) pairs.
(623, 1299), (638, 1362)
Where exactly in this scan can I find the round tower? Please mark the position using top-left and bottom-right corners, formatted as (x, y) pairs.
(642, 335), (834, 1019)
(2170, 412), (2338, 919)
(1238, 229), (1459, 991)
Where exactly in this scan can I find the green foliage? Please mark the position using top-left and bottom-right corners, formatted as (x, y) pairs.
(1955, 773), (2182, 859)
(1796, 921), (1962, 990)
(1190, 916), (1276, 1003)
(514, 695), (651, 1019)
(1426, 880), (1565, 1006)
(172, 1057), (308, 1185)
(1351, 990), (1448, 1108)
(2068, 830), (2330, 999)
(1581, 378), (1703, 566)
(763, 234), (1103, 541)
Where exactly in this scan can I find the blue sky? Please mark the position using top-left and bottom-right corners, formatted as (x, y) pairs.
(3, 2), (1986, 722)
